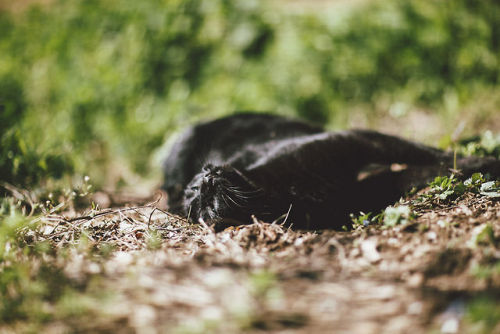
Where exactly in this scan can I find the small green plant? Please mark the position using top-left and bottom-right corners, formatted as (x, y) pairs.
(471, 262), (500, 280)
(417, 173), (491, 204)
(479, 181), (500, 198)
(350, 206), (414, 228)
(464, 296), (500, 333)
(459, 131), (500, 159)
(463, 172), (487, 190)
(469, 223), (497, 248)
(0, 200), (115, 331)
(383, 205), (415, 227)
(429, 174), (467, 200)
(350, 211), (383, 228)
(350, 212), (372, 228)
(249, 270), (278, 300)
(146, 229), (163, 250)
(0, 129), (71, 188)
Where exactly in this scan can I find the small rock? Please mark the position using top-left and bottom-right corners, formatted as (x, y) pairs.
(426, 231), (437, 242)
(361, 239), (381, 263)
(441, 318), (459, 333)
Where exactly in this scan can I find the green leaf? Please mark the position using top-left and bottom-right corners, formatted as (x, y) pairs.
(383, 205), (413, 227)
(480, 181), (500, 198)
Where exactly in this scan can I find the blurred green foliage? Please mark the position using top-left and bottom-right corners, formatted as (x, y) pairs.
(465, 296), (500, 333)
(0, 200), (110, 331)
(0, 73), (70, 188)
(459, 131), (500, 159)
(0, 0), (499, 186)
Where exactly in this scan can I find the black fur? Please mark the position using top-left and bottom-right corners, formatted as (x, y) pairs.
(162, 113), (500, 231)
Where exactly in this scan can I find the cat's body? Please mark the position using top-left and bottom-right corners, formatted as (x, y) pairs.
(163, 113), (500, 230)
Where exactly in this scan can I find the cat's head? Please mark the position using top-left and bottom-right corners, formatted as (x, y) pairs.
(182, 164), (261, 230)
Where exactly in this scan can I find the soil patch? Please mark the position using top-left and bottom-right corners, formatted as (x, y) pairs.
(9, 188), (498, 333)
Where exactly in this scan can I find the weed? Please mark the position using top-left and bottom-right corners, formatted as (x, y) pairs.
(414, 173), (496, 206)
(479, 181), (500, 198)
(464, 296), (500, 334)
(350, 205), (414, 228)
(459, 131), (500, 159)
(350, 211), (384, 228)
(383, 205), (415, 227)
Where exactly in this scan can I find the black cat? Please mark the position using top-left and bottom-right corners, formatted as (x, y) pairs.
(162, 113), (500, 231)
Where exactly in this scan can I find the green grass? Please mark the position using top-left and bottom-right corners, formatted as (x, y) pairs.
(464, 296), (500, 334)
(1, 0), (499, 188)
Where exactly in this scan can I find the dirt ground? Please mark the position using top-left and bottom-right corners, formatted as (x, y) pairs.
(11, 186), (497, 334)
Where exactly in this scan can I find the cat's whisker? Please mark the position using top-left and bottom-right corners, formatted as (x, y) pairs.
(223, 193), (245, 208)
